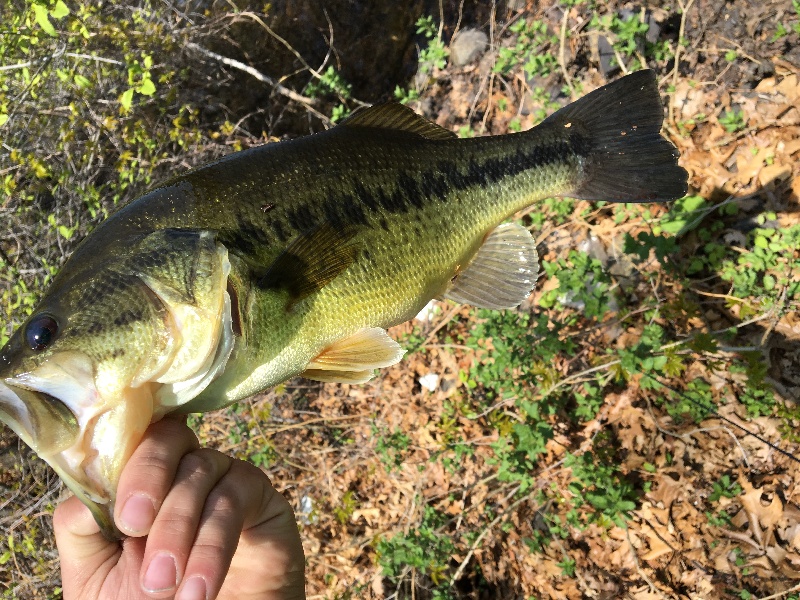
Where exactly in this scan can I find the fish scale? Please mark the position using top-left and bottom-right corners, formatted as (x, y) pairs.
(0, 70), (688, 538)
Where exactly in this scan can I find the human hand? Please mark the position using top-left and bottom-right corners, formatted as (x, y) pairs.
(53, 416), (305, 600)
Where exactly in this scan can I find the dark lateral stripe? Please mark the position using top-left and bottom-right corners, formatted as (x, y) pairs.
(339, 136), (584, 218)
(451, 136), (584, 192)
(232, 135), (584, 251)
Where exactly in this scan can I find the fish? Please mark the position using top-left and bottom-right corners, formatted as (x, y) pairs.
(0, 69), (687, 539)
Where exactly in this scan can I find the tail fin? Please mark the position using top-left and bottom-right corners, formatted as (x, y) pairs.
(542, 70), (688, 203)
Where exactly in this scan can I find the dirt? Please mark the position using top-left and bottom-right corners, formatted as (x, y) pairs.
(1, 1), (800, 599)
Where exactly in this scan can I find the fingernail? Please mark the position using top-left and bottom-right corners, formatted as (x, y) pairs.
(177, 576), (207, 600)
(119, 494), (155, 534)
(142, 552), (178, 593)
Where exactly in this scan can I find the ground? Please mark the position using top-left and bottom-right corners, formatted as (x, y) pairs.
(1, 1), (799, 599)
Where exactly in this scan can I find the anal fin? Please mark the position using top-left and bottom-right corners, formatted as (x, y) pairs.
(301, 327), (405, 384)
(444, 222), (539, 309)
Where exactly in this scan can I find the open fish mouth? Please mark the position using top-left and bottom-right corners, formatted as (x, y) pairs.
(0, 378), (78, 459)
(0, 373), (122, 538)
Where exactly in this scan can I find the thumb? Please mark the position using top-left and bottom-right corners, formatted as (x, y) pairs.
(53, 495), (123, 597)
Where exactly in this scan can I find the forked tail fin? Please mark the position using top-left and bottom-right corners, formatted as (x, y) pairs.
(542, 69), (688, 203)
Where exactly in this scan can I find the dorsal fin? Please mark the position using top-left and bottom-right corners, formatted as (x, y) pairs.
(340, 103), (456, 140)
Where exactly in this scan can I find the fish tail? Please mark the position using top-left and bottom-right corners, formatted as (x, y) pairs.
(542, 69), (688, 203)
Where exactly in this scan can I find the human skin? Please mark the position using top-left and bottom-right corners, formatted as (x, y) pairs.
(53, 417), (305, 600)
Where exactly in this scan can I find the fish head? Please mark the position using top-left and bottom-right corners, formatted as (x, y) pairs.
(0, 228), (232, 538)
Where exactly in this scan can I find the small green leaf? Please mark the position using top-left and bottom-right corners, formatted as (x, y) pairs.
(50, 0), (70, 19)
(137, 77), (155, 96)
(0, 113), (8, 128)
(73, 74), (91, 88)
(119, 88), (134, 110)
(32, 3), (57, 36)
(659, 195), (708, 235)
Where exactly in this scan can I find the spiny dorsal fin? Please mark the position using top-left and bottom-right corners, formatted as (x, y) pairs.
(302, 327), (405, 383)
(259, 223), (360, 308)
(341, 103), (456, 140)
(444, 222), (539, 309)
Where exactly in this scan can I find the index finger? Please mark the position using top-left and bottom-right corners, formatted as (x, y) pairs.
(114, 416), (201, 537)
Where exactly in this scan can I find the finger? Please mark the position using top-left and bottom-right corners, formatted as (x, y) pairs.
(228, 479), (305, 599)
(173, 460), (252, 600)
(139, 448), (233, 596)
(115, 416), (201, 536)
(54, 495), (123, 598)
(184, 462), (305, 600)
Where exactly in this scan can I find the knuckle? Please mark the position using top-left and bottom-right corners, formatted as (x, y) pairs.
(189, 538), (227, 563)
(178, 449), (226, 480)
(230, 457), (263, 481)
(205, 485), (242, 517)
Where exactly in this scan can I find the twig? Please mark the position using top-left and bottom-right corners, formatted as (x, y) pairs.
(64, 52), (124, 65)
(706, 119), (800, 149)
(416, 302), (463, 350)
(537, 358), (620, 399)
(719, 527), (763, 552)
(558, 5), (574, 95)
(233, 11), (369, 108)
(670, 0), (695, 124)
(185, 42), (331, 125)
(0, 60), (33, 72)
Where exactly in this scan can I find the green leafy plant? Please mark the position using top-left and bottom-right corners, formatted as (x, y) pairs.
(565, 450), (638, 528)
(394, 15), (449, 103)
(771, 2), (800, 40)
(376, 506), (455, 589)
(374, 425), (412, 471)
(333, 491), (358, 525)
(493, 19), (558, 78)
(539, 250), (614, 321)
(719, 109), (747, 133)
(0, 0), (214, 348)
(415, 15), (449, 74)
(590, 11), (674, 71)
(708, 475), (743, 502)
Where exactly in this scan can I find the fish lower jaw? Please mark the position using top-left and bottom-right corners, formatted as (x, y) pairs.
(47, 450), (120, 539)
(49, 449), (109, 504)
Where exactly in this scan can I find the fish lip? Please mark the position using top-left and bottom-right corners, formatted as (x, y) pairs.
(0, 378), (122, 540)
(0, 379), (38, 453)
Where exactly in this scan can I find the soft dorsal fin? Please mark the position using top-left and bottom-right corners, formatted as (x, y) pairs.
(444, 222), (539, 309)
(301, 327), (405, 384)
(340, 103), (456, 140)
(260, 223), (360, 308)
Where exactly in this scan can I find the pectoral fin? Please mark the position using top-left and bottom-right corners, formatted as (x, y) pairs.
(301, 368), (376, 384)
(301, 327), (405, 383)
(444, 223), (539, 309)
(260, 223), (360, 307)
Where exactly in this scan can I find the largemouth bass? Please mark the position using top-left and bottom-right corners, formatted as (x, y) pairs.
(0, 70), (687, 538)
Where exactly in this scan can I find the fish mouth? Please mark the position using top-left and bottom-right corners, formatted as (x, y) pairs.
(0, 359), (124, 539)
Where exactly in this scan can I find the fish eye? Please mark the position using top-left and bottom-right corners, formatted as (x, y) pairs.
(25, 314), (59, 352)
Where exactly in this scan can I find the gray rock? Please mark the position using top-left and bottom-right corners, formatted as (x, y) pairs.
(450, 29), (488, 67)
